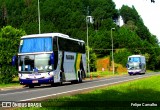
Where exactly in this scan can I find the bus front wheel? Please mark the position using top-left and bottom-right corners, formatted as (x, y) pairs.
(29, 85), (34, 88)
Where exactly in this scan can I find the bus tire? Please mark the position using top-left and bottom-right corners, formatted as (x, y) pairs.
(71, 80), (78, 84)
(82, 71), (86, 79)
(51, 83), (55, 87)
(29, 85), (34, 88)
(78, 71), (82, 83)
(128, 73), (132, 76)
(59, 72), (63, 86)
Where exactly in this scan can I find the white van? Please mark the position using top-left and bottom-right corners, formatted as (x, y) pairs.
(126, 55), (146, 75)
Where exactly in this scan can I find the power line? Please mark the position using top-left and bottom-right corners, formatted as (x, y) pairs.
(92, 47), (160, 51)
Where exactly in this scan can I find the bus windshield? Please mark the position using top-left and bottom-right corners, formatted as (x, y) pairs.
(19, 37), (52, 53)
(18, 54), (53, 73)
(128, 57), (140, 62)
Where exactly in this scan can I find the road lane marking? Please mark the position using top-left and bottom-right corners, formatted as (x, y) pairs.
(83, 73), (157, 84)
(0, 73), (158, 97)
(0, 75), (130, 96)
(20, 73), (159, 101)
(0, 75), (142, 96)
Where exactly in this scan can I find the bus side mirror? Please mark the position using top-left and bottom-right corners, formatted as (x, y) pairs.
(126, 64), (129, 68)
(12, 55), (17, 66)
(139, 63), (142, 68)
(50, 53), (54, 65)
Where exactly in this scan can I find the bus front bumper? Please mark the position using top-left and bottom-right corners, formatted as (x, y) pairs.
(128, 70), (141, 75)
(19, 77), (54, 85)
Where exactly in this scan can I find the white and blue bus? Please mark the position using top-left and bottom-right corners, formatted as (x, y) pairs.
(126, 55), (146, 75)
(12, 33), (87, 88)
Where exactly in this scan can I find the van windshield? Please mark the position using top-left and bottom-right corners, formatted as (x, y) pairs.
(128, 57), (140, 62)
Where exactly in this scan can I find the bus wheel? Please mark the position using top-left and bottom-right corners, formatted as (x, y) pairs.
(51, 83), (55, 87)
(78, 71), (82, 83)
(29, 85), (34, 88)
(71, 80), (78, 84)
(81, 71), (86, 79)
(59, 72), (63, 86)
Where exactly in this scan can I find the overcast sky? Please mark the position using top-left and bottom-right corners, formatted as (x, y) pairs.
(113, 0), (160, 42)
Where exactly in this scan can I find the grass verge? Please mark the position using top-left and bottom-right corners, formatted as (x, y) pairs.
(87, 71), (127, 79)
(15, 74), (160, 110)
(0, 77), (20, 88)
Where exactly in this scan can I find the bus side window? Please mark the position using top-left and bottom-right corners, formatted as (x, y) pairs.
(129, 58), (131, 62)
(53, 36), (58, 69)
(82, 43), (85, 53)
(53, 36), (58, 51)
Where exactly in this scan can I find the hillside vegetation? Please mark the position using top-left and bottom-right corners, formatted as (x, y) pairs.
(0, 0), (160, 83)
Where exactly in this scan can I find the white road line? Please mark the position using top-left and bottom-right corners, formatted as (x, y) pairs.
(20, 73), (159, 101)
(83, 73), (155, 84)
(0, 75), (129, 96)
(0, 73), (158, 97)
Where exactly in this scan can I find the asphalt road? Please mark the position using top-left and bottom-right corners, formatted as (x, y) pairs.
(0, 72), (159, 102)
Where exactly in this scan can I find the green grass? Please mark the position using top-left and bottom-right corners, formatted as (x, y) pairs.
(0, 77), (20, 88)
(16, 74), (160, 110)
(87, 71), (127, 79)
(0, 82), (20, 88)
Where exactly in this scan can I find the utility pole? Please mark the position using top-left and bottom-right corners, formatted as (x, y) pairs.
(38, 0), (41, 34)
(86, 6), (90, 76)
(111, 28), (115, 74)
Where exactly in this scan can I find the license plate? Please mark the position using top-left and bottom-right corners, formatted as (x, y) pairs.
(32, 80), (38, 83)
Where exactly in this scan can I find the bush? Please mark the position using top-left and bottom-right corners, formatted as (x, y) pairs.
(0, 26), (26, 84)
(86, 46), (97, 72)
(112, 49), (132, 67)
(0, 66), (17, 84)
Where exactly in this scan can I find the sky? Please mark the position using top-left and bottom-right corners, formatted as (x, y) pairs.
(113, 0), (160, 42)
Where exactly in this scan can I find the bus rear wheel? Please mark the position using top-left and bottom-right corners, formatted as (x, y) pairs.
(78, 71), (82, 83)
(71, 80), (78, 84)
(59, 72), (63, 86)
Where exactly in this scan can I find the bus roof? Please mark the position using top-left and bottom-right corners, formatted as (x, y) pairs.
(21, 33), (69, 38)
(128, 55), (144, 57)
(21, 33), (84, 43)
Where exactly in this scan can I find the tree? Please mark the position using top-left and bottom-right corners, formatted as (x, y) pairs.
(113, 48), (132, 67)
(0, 1), (7, 27)
(0, 26), (26, 84)
(120, 5), (140, 24)
(0, 0), (160, 71)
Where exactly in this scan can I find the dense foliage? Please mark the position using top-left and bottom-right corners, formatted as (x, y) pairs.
(0, 0), (160, 83)
(119, 5), (160, 70)
(0, 26), (26, 83)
